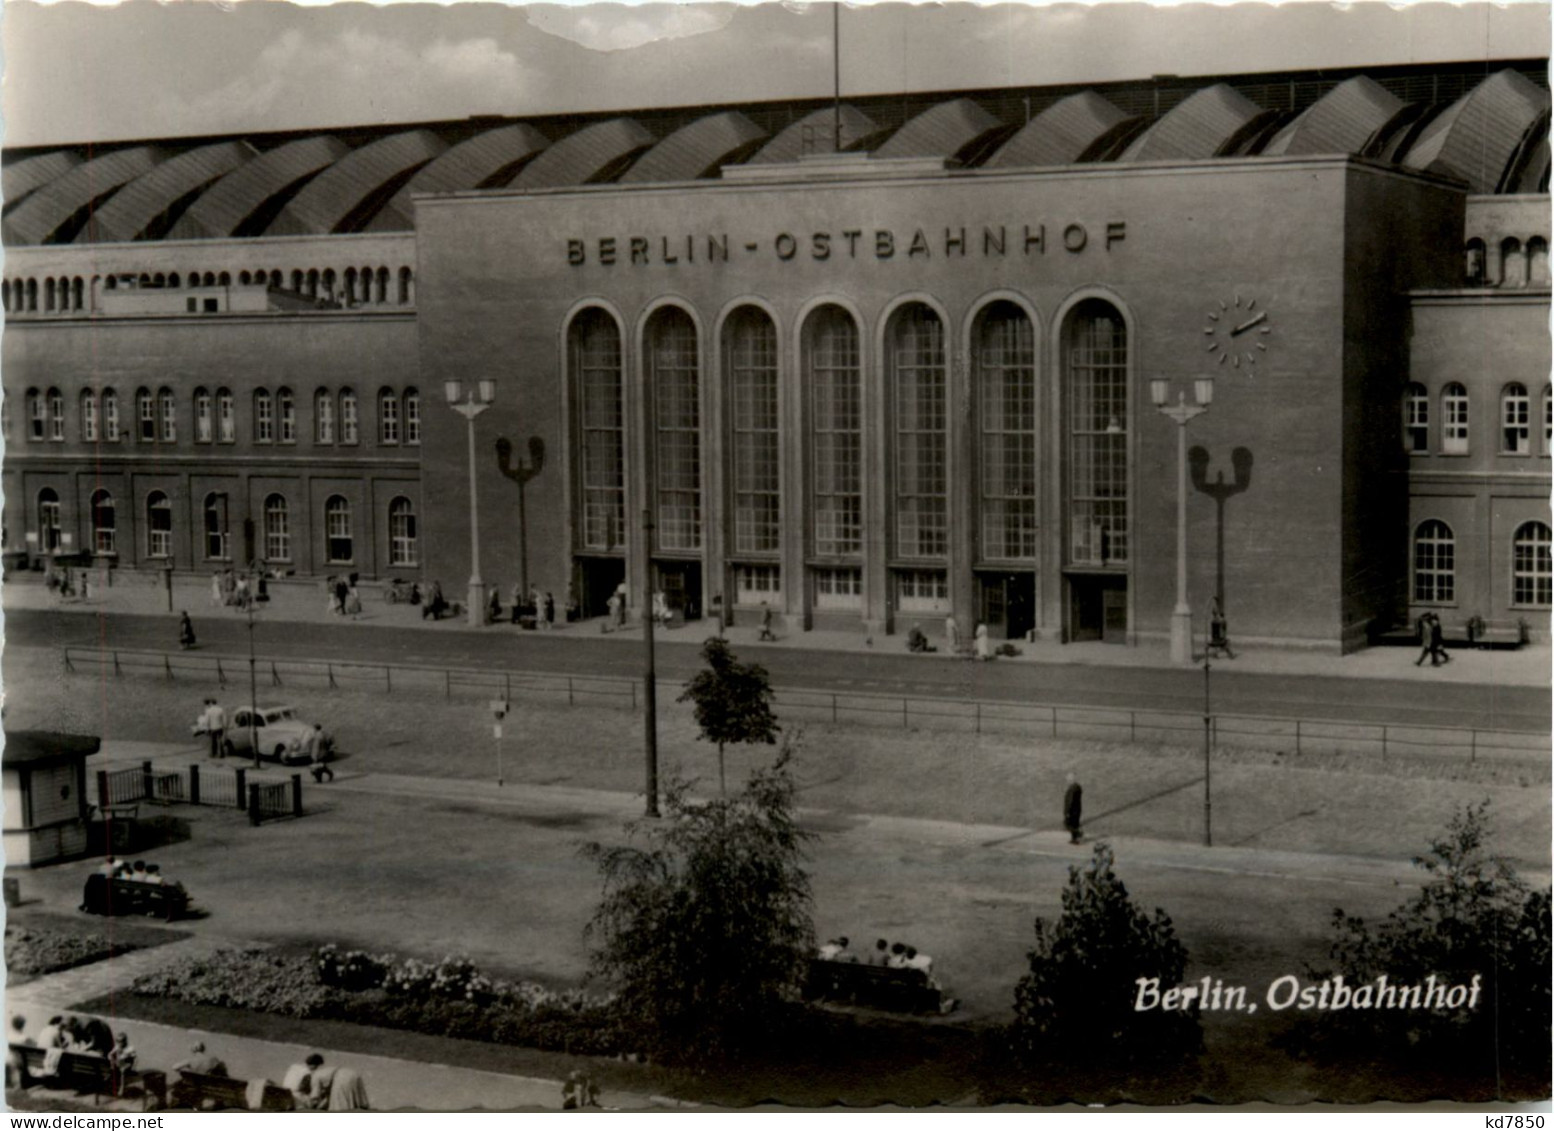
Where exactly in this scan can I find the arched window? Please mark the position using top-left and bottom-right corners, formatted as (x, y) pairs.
(398, 266), (413, 305)
(571, 309), (625, 551)
(37, 488), (62, 552)
(1412, 520), (1454, 603)
(725, 307), (780, 556)
(204, 492), (229, 561)
(1403, 382), (1429, 453)
(389, 496), (417, 566)
(1501, 383), (1530, 454)
(647, 307), (702, 551)
(340, 388), (359, 444)
(79, 389), (99, 442)
(977, 301), (1037, 560)
(26, 388), (43, 441)
(47, 388), (64, 441)
(1464, 238), (1486, 285)
(263, 494), (290, 562)
(136, 387), (155, 442)
(253, 388), (274, 443)
(403, 388), (420, 446)
(216, 388), (235, 443)
(1441, 383), (1469, 455)
(102, 388), (120, 442)
(146, 491), (172, 558)
(315, 388), (335, 444)
(1529, 237), (1550, 286)
(1512, 521), (1552, 607)
(889, 303), (947, 560)
(91, 490), (116, 555)
(25, 278), (37, 312)
(1066, 300), (1129, 565)
(194, 388), (212, 443)
(277, 387), (296, 443)
(804, 306), (863, 608)
(324, 495), (353, 563)
(1501, 237), (1526, 287)
(379, 387), (400, 445)
(158, 387), (176, 442)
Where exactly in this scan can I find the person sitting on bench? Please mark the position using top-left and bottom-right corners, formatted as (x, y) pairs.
(817, 936), (855, 962)
(906, 625), (935, 653)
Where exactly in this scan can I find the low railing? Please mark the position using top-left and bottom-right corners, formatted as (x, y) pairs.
(94, 760), (295, 817)
(62, 645), (1548, 766)
(248, 777), (303, 825)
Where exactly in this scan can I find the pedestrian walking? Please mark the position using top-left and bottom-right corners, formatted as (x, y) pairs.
(945, 614), (960, 654)
(604, 592), (619, 633)
(178, 611), (196, 650)
(307, 725), (334, 783)
(1063, 773), (1083, 843)
(1428, 611), (1450, 666)
(489, 587), (503, 625)
(207, 699), (227, 759)
(759, 602), (776, 641)
(544, 591), (556, 629)
(344, 583), (362, 618)
(511, 582), (524, 625)
(974, 622), (992, 661)
(614, 582), (629, 629)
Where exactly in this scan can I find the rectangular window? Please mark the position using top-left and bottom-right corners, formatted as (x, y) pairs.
(159, 393), (176, 442)
(811, 312), (862, 558)
(1068, 312), (1128, 565)
(380, 395), (400, 445)
(1442, 389), (1469, 455)
(195, 395), (212, 443)
(577, 321), (625, 551)
(48, 392), (65, 441)
(893, 310), (947, 559)
(813, 566), (862, 610)
(979, 309), (1037, 560)
(104, 396), (120, 442)
(316, 395), (335, 444)
(279, 394), (296, 444)
(255, 396), (274, 443)
(139, 394), (156, 442)
(730, 314), (780, 554)
(405, 395), (420, 446)
(82, 396), (99, 443)
(652, 316), (702, 552)
(896, 568), (949, 613)
(341, 395), (359, 445)
(218, 393), (235, 443)
(1405, 391), (1428, 454)
(1502, 390), (1530, 454)
(265, 507), (290, 562)
(734, 564), (781, 604)
(29, 396), (45, 441)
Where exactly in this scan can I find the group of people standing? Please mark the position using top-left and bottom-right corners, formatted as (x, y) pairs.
(325, 574), (363, 618)
(210, 566), (265, 612)
(43, 561), (86, 602)
(908, 618), (996, 660)
(493, 584), (564, 628)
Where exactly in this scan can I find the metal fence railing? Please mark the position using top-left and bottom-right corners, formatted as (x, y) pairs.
(94, 760), (296, 819)
(248, 778), (302, 824)
(63, 645), (1549, 767)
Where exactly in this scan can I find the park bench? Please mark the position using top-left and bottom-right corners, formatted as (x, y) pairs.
(10, 1044), (165, 1110)
(803, 958), (945, 1014)
(171, 1069), (294, 1112)
(80, 873), (192, 921)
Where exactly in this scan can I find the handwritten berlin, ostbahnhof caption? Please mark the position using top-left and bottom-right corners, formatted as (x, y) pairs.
(1134, 974), (1484, 1015)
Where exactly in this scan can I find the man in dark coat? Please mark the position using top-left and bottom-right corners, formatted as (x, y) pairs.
(1063, 774), (1083, 844)
(1428, 612), (1451, 666)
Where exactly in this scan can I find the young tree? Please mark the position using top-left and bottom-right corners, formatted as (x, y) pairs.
(581, 743), (814, 1067)
(678, 637), (780, 795)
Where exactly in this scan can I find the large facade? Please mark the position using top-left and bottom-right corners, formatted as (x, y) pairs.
(4, 60), (1549, 651)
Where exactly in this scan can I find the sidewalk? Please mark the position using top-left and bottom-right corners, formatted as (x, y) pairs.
(7, 570), (1550, 688)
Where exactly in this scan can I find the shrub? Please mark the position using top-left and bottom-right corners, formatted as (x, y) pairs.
(5, 925), (140, 978)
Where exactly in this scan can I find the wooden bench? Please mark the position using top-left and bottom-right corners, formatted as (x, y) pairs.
(80, 874), (191, 921)
(10, 1044), (165, 1109)
(802, 958), (945, 1014)
(171, 1069), (294, 1112)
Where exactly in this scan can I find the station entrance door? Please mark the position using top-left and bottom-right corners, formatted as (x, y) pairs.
(575, 557), (625, 619)
(1068, 574), (1127, 643)
(978, 572), (1036, 640)
(653, 560), (703, 621)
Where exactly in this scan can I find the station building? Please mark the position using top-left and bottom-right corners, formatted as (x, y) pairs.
(3, 59), (1549, 652)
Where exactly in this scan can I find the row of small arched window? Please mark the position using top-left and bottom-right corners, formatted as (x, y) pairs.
(1463, 236), (1550, 288)
(16, 386), (420, 448)
(1403, 381), (1552, 456)
(1, 265), (414, 315)
(34, 487), (419, 569)
(1413, 519), (1551, 608)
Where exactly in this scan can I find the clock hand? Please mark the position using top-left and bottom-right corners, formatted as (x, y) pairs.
(1230, 311), (1268, 336)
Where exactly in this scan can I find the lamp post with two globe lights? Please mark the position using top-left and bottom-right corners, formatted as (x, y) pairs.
(443, 378), (496, 627)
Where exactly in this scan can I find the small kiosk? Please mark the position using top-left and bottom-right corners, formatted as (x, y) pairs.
(2, 731), (101, 867)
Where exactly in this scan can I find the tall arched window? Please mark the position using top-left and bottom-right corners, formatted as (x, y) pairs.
(91, 490), (116, 555)
(102, 388), (120, 442)
(1404, 382), (1429, 453)
(80, 390), (99, 442)
(805, 306), (862, 566)
(26, 388), (43, 441)
(1441, 383), (1469, 455)
(1501, 383), (1530, 454)
(1512, 521), (1552, 607)
(389, 496), (417, 566)
(340, 388), (359, 444)
(379, 387), (400, 445)
(647, 307), (702, 552)
(1066, 300), (1129, 565)
(726, 307), (780, 556)
(324, 495), (353, 563)
(1530, 237), (1550, 286)
(136, 388), (155, 442)
(158, 387), (176, 442)
(37, 488), (62, 551)
(253, 389), (274, 443)
(315, 388), (335, 444)
(194, 388), (212, 443)
(204, 492), (229, 560)
(264, 494), (290, 562)
(277, 387), (296, 444)
(216, 388), (235, 443)
(977, 301), (1037, 560)
(889, 303), (947, 560)
(146, 492), (172, 558)
(403, 388), (420, 446)
(47, 388), (64, 441)
(1412, 520), (1454, 603)
(572, 309), (625, 551)
(1501, 237), (1526, 287)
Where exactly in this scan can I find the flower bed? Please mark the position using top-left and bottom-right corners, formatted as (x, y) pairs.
(5, 924), (142, 979)
(133, 945), (622, 1057)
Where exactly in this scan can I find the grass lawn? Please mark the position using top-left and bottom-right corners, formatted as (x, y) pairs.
(5, 909), (188, 984)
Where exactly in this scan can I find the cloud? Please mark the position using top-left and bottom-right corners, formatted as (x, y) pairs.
(526, 3), (735, 52)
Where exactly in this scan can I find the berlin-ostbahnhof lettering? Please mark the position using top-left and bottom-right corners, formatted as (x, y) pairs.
(565, 221), (1127, 266)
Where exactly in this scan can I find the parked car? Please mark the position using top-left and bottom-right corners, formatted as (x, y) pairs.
(195, 704), (334, 764)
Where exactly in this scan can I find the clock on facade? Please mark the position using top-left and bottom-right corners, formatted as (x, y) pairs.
(1203, 294), (1272, 369)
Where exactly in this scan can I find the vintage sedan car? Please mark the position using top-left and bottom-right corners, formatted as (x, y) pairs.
(198, 704), (334, 764)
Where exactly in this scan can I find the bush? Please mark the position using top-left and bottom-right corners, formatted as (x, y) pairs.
(5, 925), (141, 978)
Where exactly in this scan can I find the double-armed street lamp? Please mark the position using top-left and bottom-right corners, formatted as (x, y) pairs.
(444, 378), (497, 627)
(1150, 375), (1214, 665)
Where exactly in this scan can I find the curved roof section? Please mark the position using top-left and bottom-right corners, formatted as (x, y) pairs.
(79, 140), (257, 244)
(872, 97), (1005, 161)
(510, 118), (655, 190)
(368, 123), (551, 231)
(1402, 69), (1551, 193)
(167, 135), (352, 241)
(3, 146), (165, 245)
(1119, 84), (1264, 162)
(3, 150), (83, 214)
(985, 91), (1133, 169)
(264, 129), (446, 236)
(746, 105), (880, 164)
(1262, 76), (1404, 157)
(619, 111), (767, 184)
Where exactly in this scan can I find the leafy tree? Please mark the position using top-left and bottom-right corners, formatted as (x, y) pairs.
(1004, 842), (1201, 1089)
(581, 743), (814, 1067)
(678, 637), (779, 795)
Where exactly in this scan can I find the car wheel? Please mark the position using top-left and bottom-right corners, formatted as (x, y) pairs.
(274, 745), (289, 762)
(222, 739), (236, 758)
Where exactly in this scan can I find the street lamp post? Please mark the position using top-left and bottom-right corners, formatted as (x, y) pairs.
(1151, 376), (1214, 665)
(245, 602), (261, 771)
(444, 379), (497, 627)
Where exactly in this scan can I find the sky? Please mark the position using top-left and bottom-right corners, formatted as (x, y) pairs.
(1, 1), (1549, 148)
